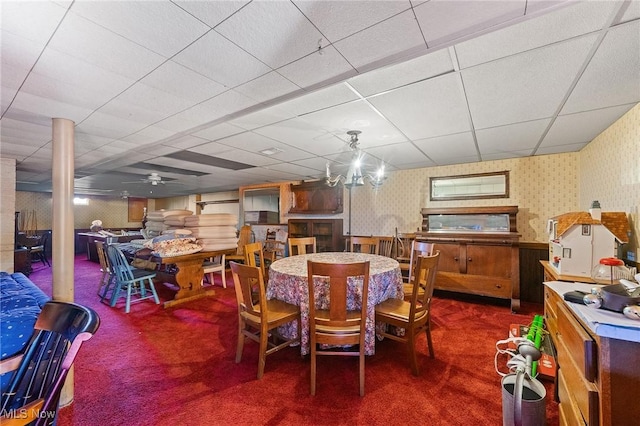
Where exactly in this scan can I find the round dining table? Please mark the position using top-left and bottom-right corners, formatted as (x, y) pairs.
(266, 252), (403, 355)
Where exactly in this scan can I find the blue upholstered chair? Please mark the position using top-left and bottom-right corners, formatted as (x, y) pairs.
(106, 244), (160, 313)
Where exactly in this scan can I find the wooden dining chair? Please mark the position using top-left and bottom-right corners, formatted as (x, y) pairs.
(95, 241), (114, 298)
(262, 228), (286, 264)
(227, 225), (253, 264)
(349, 236), (379, 254)
(203, 254), (226, 288)
(307, 260), (370, 396)
(403, 240), (435, 299)
(106, 244), (160, 313)
(377, 236), (395, 258)
(244, 241), (267, 279)
(395, 231), (416, 279)
(230, 262), (301, 379)
(288, 236), (316, 256)
(375, 251), (440, 375)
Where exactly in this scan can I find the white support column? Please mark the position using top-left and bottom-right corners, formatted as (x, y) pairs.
(52, 117), (75, 406)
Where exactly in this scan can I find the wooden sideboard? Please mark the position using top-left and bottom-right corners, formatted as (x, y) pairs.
(418, 206), (521, 311)
(544, 281), (640, 425)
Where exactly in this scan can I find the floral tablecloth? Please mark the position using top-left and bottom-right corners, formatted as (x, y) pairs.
(266, 252), (403, 355)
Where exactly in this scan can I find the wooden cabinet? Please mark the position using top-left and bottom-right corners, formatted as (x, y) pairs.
(288, 219), (343, 252)
(289, 181), (343, 214)
(14, 248), (32, 276)
(544, 282), (640, 426)
(418, 206), (520, 311)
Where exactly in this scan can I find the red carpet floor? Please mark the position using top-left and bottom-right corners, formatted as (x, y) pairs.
(27, 256), (558, 425)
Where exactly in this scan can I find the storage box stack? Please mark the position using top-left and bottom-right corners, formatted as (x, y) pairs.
(184, 213), (239, 251)
(145, 209), (193, 237)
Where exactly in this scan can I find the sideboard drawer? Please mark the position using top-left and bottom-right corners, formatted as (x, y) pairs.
(557, 369), (587, 426)
(557, 343), (599, 425)
(557, 301), (597, 381)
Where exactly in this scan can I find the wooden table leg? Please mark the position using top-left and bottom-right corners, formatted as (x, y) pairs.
(163, 258), (215, 308)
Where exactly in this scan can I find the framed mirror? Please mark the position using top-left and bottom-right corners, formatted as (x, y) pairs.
(430, 171), (509, 201)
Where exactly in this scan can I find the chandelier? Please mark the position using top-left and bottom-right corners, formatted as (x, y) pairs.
(325, 130), (386, 188)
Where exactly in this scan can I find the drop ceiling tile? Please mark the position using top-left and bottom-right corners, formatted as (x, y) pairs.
(212, 149), (280, 167)
(541, 103), (636, 148)
(227, 105), (295, 131)
(462, 33), (598, 129)
(536, 141), (587, 155)
(334, 10), (426, 71)
(525, 0), (569, 14)
(476, 119), (550, 155)
(48, 13), (165, 80)
(172, 30), (271, 88)
(233, 71), (301, 104)
(69, 1), (209, 58)
(97, 97), (172, 126)
(482, 150), (532, 161)
(215, 132), (313, 162)
(191, 123), (246, 141)
(143, 61), (227, 104)
(365, 142), (432, 167)
(19, 73), (107, 113)
(0, 118), (51, 144)
(561, 22), (640, 114)
(0, 1), (67, 43)
(293, 0), (411, 42)
(161, 135), (210, 150)
(368, 73), (470, 139)
(104, 140), (139, 151)
(11, 91), (94, 124)
(253, 118), (347, 156)
(1, 30), (45, 90)
(277, 46), (357, 89)
(292, 156), (333, 172)
(618, 0), (640, 24)
(297, 100), (407, 147)
(104, 82), (197, 119)
(215, 1), (323, 69)
(29, 48), (135, 98)
(413, 132), (479, 163)
(120, 126), (176, 145)
(455, 0), (616, 69)
(172, 1), (250, 28)
(155, 90), (255, 133)
(0, 142), (38, 159)
(275, 83), (360, 116)
(186, 140), (246, 157)
(266, 162), (322, 180)
(77, 112), (149, 140)
(347, 48), (454, 97)
(414, 0), (526, 48)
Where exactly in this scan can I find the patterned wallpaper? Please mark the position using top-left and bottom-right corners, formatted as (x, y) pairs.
(579, 104), (639, 261)
(14, 192), (156, 231)
(349, 153), (579, 242)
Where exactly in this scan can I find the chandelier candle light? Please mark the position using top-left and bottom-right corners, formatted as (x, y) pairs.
(325, 130), (386, 188)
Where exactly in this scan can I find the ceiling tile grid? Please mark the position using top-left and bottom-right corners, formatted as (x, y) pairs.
(1, 0), (637, 197)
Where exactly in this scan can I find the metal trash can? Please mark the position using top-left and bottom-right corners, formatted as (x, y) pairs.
(502, 370), (546, 426)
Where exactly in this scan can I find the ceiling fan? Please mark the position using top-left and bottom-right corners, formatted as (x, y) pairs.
(123, 172), (171, 186)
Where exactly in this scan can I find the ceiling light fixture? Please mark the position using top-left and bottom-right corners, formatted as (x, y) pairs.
(325, 130), (386, 189)
(260, 147), (283, 156)
(120, 190), (130, 199)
